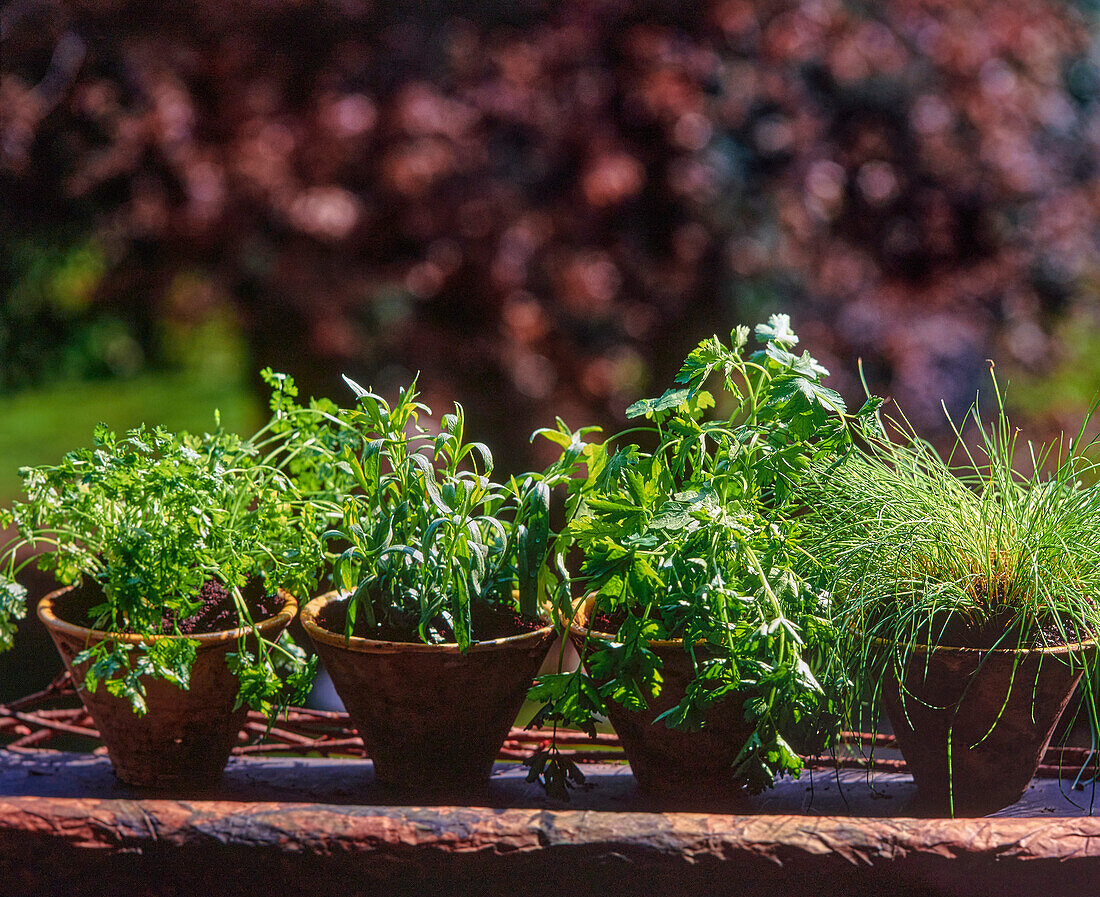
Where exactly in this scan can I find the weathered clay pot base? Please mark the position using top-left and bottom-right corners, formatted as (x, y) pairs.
(302, 592), (555, 795)
(38, 587), (297, 789)
(597, 692), (755, 805)
(882, 640), (1092, 816)
(570, 599), (756, 803)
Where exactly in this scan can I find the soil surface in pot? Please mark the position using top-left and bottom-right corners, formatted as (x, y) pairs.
(886, 607), (1090, 650)
(590, 605), (1092, 650)
(589, 610), (627, 634)
(317, 598), (543, 643)
(587, 608), (691, 640)
(56, 580), (282, 635)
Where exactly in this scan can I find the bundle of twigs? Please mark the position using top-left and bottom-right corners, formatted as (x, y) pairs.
(2, 673), (1096, 780)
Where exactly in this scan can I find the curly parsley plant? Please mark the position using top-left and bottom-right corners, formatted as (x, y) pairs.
(0, 371), (351, 716)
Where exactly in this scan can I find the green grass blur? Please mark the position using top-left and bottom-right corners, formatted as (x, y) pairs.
(0, 311), (262, 500)
(0, 372), (260, 499)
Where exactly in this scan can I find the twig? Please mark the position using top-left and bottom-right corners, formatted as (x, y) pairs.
(0, 671), (73, 713)
(6, 730), (53, 750)
(4, 710), (98, 739)
(243, 721), (321, 746)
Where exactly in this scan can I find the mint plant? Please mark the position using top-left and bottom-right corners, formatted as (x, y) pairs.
(527, 316), (881, 795)
(325, 376), (580, 648)
(0, 371), (350, 716)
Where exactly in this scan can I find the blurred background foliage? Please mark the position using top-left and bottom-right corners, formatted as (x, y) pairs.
(2, 0), (1100, 492)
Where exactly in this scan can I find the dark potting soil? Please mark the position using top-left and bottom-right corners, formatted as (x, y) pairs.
(318, 599), (544, 644)
(59, 580), (282, 636)
(157, 580), (282, 635)
(590, 610), (627, 635)
(917, 609), (1090, 650)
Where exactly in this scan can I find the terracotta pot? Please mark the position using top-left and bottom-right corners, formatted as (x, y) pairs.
(38, 585), (297, 788)
(301, 590), (555, 796)
(881, 637), (1094, 816)
(569, 596), (754, 802)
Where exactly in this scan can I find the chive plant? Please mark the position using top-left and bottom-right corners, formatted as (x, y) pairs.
(802, 370), (1100, 742)
(527, 317), (882, 795)
(0, 370), (351, 716)
(324, 376), (580, 648)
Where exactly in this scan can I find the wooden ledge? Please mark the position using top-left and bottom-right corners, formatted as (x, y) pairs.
(3, 752), (1100, 896)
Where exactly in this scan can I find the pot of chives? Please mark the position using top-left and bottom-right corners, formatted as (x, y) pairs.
(804, 372), (1100, 816)
(878, 636), (1090, 816)
(301, 376), (575, 797)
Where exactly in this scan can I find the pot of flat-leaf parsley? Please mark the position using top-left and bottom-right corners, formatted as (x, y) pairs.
(0, 372), (346, 787)
(526, 316), (880, 803)
(299, 376), (579, 796)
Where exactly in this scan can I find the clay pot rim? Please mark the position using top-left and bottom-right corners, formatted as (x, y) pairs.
(301, 589), (553, 655)
(37, 584), (298, 647)
(570, 620), (685, 650)
(869, 634), (1097, 658)
(567, 593), (689, 649)
(570, 595), (1100, 656)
